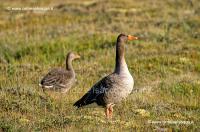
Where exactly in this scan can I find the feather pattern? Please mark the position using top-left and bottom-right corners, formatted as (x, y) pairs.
(40, 68), (75, 92)
(74, 72), (133, 107)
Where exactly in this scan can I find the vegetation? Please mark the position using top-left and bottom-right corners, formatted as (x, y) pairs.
(0, 0), (200, 131)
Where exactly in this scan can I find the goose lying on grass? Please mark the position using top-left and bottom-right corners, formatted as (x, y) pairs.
(39, 52), (80, 93)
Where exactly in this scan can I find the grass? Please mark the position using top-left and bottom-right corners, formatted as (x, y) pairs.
(0, 0), (200, 131)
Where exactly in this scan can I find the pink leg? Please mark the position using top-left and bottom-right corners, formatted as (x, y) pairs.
(105, 107), (110, 118)
(108, 105), (113, 118)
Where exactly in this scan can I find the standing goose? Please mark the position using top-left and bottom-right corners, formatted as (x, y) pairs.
(74, 34), (138, 118)
(39, 52), (80, 93)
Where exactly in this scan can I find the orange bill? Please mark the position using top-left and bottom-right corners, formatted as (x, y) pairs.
(75, 54), (81, 59)
(128, 35), (138, 40)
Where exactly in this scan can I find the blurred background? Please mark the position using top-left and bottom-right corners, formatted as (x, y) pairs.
(0, 0), (200, 131)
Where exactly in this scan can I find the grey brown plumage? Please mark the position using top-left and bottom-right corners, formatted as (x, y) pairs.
(40, 52), (80, 93)
(74, 34), (138, 118)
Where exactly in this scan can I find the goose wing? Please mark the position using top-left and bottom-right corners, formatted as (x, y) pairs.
(74, 74), (116, 107)
(40, 68), (74, 90)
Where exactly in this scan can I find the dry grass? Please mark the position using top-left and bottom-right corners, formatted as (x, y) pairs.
(0, 0), (200, 131)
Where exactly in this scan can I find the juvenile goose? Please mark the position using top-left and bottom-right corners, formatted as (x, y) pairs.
(74, 34), (138, 118)
(39, 52), (80, 93)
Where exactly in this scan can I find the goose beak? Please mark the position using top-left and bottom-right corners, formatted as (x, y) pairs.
(128, 35), (138, 40)
(75, 54), (81, 59)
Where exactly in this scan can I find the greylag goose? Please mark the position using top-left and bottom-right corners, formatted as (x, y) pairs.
(74, 34), (138, 118)
(39, 52), (80, 93)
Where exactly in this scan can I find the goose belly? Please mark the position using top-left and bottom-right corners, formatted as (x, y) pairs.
(105, 74), (134, 104)
(118, 75), (134, 99)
